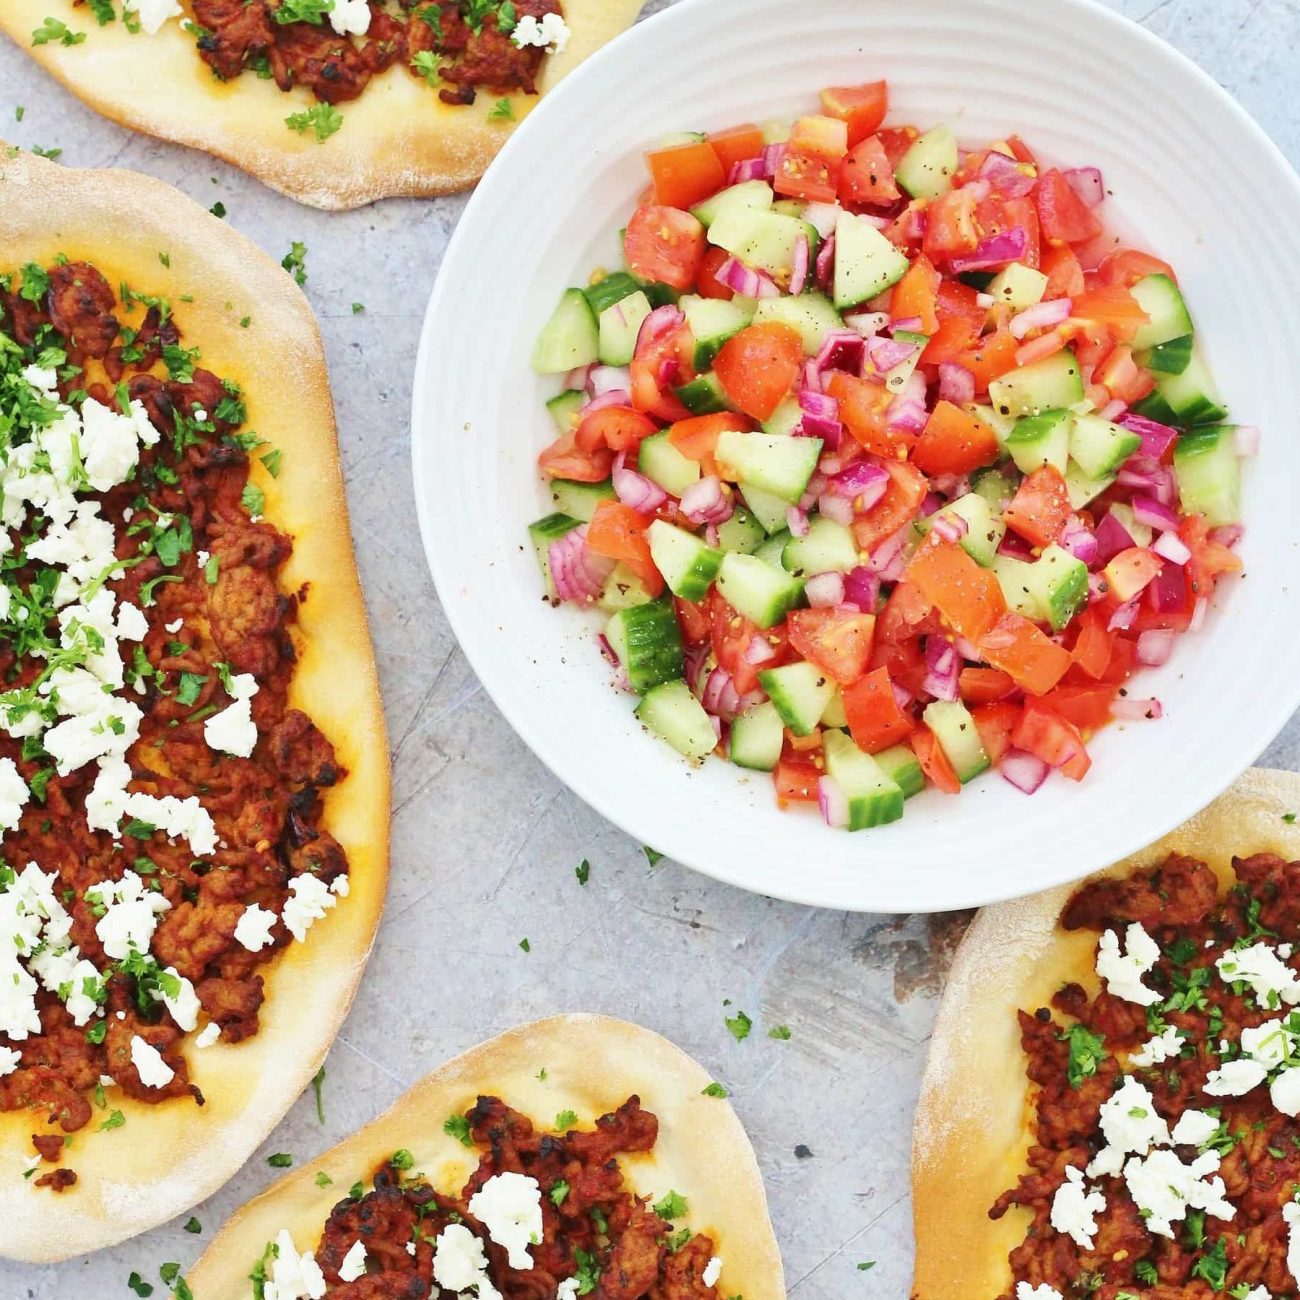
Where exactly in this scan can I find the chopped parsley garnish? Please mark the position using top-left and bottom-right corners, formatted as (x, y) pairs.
(443, 1114), (474, 1147)
(489, 98), (515, 122)
(1059, 1022), (1106, 1088)
(272, 0), (333, 22)
(260, 448), (282, 478)
(1135, 1259), (1159, 1285)
(31, 145), (62, 160)
(575, 858), (590, 886)
(281, 241), (308, 287)
(653, 1190), (688, 1219)
(643, 846), (663, 866)
(241, 483), (266, 517)
(285, 104), (344, 143)
(768, 1024), (792, 1040)
(857, 1261), (876, 1272)
(315, 1171), (333, 1187)
(701, 1081), (728, 1098)
(175, 672), (206, 706)
(127, 1273), (154, 1297)
(518, 936), (531, 952)
(573, 1248), (601, 1295)
(183, 1216), (202, 1234)
(351, 302), (364, 314)
(1189, 1236), (1228, 1290)
(554, 1109), (578, 1130)
(390, 1148), (415, 1171)
(98, 1109), (125, 1132)
(724, 1009), (752, 1042)
(266, 1152), (293, 1168)
(550, 1179), (570, 1207)
(1284, 812), (1297, 824)
(311, 1065), (326, 1123)
(411, 51), (440, 85)
(32, 16), (86, 45)
(210, 201), (227, 219)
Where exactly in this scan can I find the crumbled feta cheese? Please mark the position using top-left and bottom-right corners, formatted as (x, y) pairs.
(196, 549), (210, 568)
(1049, 1165), (1106, 1249)
(467, 1172), (542, 1270)
(557, 1281), (580, 1300)
(1170, 1108), (1219, 1147)
(1240, 1018), (1297, 1069)
(234, 903), (277, 952)
(1238, 1288), (1272, 1300)
(1122, 1147), (1234, 1238)
(130, 1035), (174, 1089)
(1095, 922), (1161, 1005)
(0, 1046), (20, 1077)
(0, 758), (30, 833)
(130, 0), (182, 35)
(432, 1224), (501, 1299)
(338, 1240), (368, 1283)
(1271, 1068), (1300, 1117)
(85, 756), (218, 855)
(86, 870), (171, 960)
(405, 1241), (416, 1257)
(282, 875), (337, 943)
(21, 1154), (41, 1174)
(203, 675), (259, 757)
(1284, 1201), (1300, 1288)
(264, 1228), (327, 1300)
(328, 0), (370, 34)
(164, 618), (184, 634)
(1217, 942), (1300, 1008)
(80, 397), (147, 492)
(331, 875), (350, 898)
(1204, 1058), (1268, 1097)
(511, 11), (569, 53)
(701, 1258), (723, 1289)
(195, 1022), (221, 1049)
(1086, 1077), (1169, 1178)
(1282, 944), (1296, 960)
(154, 966), (200, 1032)
(116, 602), (149, 643)
(1015, 1286), (1064, 1300)
(1129, 1024), (1184, 1068)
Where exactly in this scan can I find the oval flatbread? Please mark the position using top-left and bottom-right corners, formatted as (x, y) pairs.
(188, 1013), (787, 1298)
(911, 766), (1300, 1299)
(0, 145), (388, 1262)
(0, 0), (644, 208)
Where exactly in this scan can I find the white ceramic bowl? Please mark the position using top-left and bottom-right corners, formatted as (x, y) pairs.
(413, 0), (1300, 913)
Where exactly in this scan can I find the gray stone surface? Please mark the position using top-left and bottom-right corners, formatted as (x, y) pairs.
(0, 0), (1297, 1295)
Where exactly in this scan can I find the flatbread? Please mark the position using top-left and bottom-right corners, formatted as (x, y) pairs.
(910, 766), (1300, 1299)
(187, 1013), (787, 1299)
(0, 145), (389, 1262)
(0, 0), (644, 208)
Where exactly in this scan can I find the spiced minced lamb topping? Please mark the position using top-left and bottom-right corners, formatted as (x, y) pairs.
(0, 258), (350, 1187)
(993, 852), (1300, 1300)
(250, 1095), (727, 1299)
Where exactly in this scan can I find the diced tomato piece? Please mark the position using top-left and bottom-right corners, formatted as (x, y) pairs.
(1070, 606), (1114, 680)
(1038, 683), (1117, 734)
(774, 115), (849, 203)
(1181, 514), (1243, 605)
(852, 460), (929, 551)
(912, 728), (961, 794)
(1099, 633), (1137, 686)
(959, 667), (1017, 704)
(1014, 329), (1070, 369)
(869, 581), (936, 698)
(889, 255), (941, 333)
(957, 329), (1018, 392)
(976, 194), (1041, 270)
(1041, 243), (1086, 299)
(645, 141), (728, 211)
(1097, 248), (1178, 289)
(936, 277), (988, 330)
(825, 371), (911, 458)
(709, 589), (790, 696)
(1003, 465), (1071, 547)
(912, 401), (1001, 476)
(774, 752), (822, 804)
(1012, 699), (1091, 780)
(1006, 135), (1038, 166)
(839, 136), (901, 208)
(575, 405), (659, 454)
(876, 126), (918, 168)
(624, 204), (706, 291)
(788, 608), (877, 686)
(842, 666), (914, 753)
(1102, 547), (1164, 604)
(1096, 345), (1155, 405)
(820, 80), (889, 147)
(979, 613), (1073, 696)
(920, 315), (978, 367)
(697, 246), (736, 300)
(1036, 169), (1104, 245)
(907, 542), (1007, 644)
(713, 322), (803, 420)
(971, 700), (1021, 766)
(667, 412), (752, 478)
(537, 432), (613, 482)
(674, 596), (709, 645)
(708, 123), (766, 174)
(923, 188), (980, 261)
(1070, 285), (1150, 342)
(631, 322), (696, 423)
(586, 500), (663, 597)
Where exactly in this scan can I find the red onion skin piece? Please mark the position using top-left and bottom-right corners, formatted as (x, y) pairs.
(1000, 749), (1050, 793)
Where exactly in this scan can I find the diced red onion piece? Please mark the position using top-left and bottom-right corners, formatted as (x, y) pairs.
(564, 364), (593, 390)
(829, 460), (889, 504)
(843, 566), (880, 612)
(612, 455), (668, 513)
(1136, 629), (1175, 667)
(805, 572), (846, 608)
(1112, 696), (1163, 720)
(1152, 531), (1192, 565)
(762, 143), (785, 178)
(867, 528), (907, 578)
(680, 475), (733, 526)
(918, 491), (943, 517)
(1235, 425), (1261, 456)
(1001, 749), (1050, 793)
(1149, 561), (1186, 613)
(800, 390), (839, 421)
(865, 336), (919, 376)
(938, 363), (976, 406)
(1209, 524), (1244, 548)
(1131, 493), (1179, 532)
(799, 413), (843, 446)
(702, 666), (743, 720)
(789, 234), (811, 296)
(931, 513), (968, 545)
(636, 305), (685, 355)
(744, 635), (776, 666)
(818, 492), (854, 525)
(923, 636), (960, 701)
(728, 158), (767, 184)
(580, 390), (634, 417)
(1099, 398), (1128, 422)
(1064, 166), (1105, 209)
(801, 202), (841, 239)
(548, 526), (615, 604)
(1108, 595), (1140, 631)
(588, 365), (631, 396)
(1094, 511), (1136, 565)
(717, 257), (781, 300)
(1119, 414), (1179, 461)
(949, 227), (1028, 274)
(1010, 297), (1072, 340)
(1189, 599), (1208, 632)
(816, 330), (867, 376)
(815, 233), (836, 292)
(891, 315), (923, 333)
(999, 531), (1036, 560)
(596, 632), (619, 667)
(975, 292), (995, 309)
(844, 310), (889, 338)
(962, 178), (992, 203)
(818, 775), (849, 829)
(1060, 518), (1099, 566)
(786, 505), (810, 537)
(891, 679), (913, 711)
(978, 150), (1037, 198)
(887, 370), (929, 434)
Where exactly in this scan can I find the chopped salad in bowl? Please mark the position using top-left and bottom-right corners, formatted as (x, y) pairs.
(524, 78), (1249, 834)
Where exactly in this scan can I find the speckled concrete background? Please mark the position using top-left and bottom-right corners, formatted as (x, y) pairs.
(0, 0), (1298, 1295)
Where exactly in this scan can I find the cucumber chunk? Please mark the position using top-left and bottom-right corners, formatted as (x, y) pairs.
(716, 506), (767, 555)
(874, 743), (924, 799)
(549, 479), (615, 523)
(1063, 461), (1115, 510)
(1173, 426), (1241, 527)
(782, 515), (859, 576)
(583, 272), (643, 316)
(739, 482), (793, 534)
(715, 552), (804, 628)
(988, 350), (1085, 419)
(716, 431), (822, 504)
(675, 372), (734, 416)
(638, 431), (701, 498)
(1023, 544), (1088, 633)
(546, 389), (585, 434)
(895, 125), (958, 200)
(985, 262), (1049, 309)
(1130, 273), (1194, 351)
(605, 599), (685, 693)
(759, 661), (835, 736)
(533, 288), (599, 374)
(1143, 333), (1193, 376)
(922, 699), (989, 784)
(647, 520), (724, 602)
(1068, 412), (1142, 479)
(691, 179), (774, 230)
(761, 396), (806, 436)
(680, 294), (755, 369)
(529, 513), (582, 602)
(821, 690), (848, 729)
(729, 700), (785, 771)
(598, 291), (653, 367)
(1151, 350), (1228, 426)
(1005, 408), (1072, 475)
(598, 563), (657, 612)
(753, 293), (846, 356)
(753, 530), (791, 570)
(928, 492), (1005, 567)
(737, 212), (820, 282)
(636, 680), (717, 762)
(834, 210), (910, 310)
(823, 730), (906, 829)
(991, 554), (1042, 620)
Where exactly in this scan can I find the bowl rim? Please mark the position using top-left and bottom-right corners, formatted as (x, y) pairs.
(412, 0), (1300, 913)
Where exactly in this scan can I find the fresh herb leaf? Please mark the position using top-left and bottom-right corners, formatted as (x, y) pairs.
(488, 98), (515, 122)
(32, 16), (86, 45)
(183, 1216), (201, 1234)
(266, 1152), (293, 1168)
(575, 858), (590, 886)
(443, 1115), (473, 1147)
(285, 103), (344, 143)
(127, 1273), (154, 1297)
(311, 1065), (326, 1123)
(643, 846), (663, 866)
(768, 1024), (792, 1041)
(701, 1081), (728, 1098)
(550, 1178), (570, 1207)
(725, 1009), (752, 1043)
(653, 1190), (688, 1220)
(241, 483), (265, 517)
(98, 1109), (125, 1132)
(1060, 1022), (1106, 1089)
(281, 241), (308, 287)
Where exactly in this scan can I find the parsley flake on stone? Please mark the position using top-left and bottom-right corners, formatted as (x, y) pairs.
(725, 1009), (752, 1042)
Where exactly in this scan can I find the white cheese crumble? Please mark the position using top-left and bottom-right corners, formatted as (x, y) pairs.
(1285, 1201), (1300, 1289)
(164, 617), (184, 634)
(84, 756), (218, 856)
(556, 1280), (580, 1300)
(1015, 1286), (1064, 1300)
(328, 0), (371, 35)
(1216, 942), (1300, 1008)
(85, 869), (171, 961)
(195, 1022), (221, 1049)
(432, 1223), (502, 1299)
(1095, 922), (1162, 1005)
(282, 875), (338, 943)
(0, 1046), (20, 1077)
(1240, 1019), (1297, 1070)
(1049, 1165), (1106, 1249)
(511, 11), (570, 53)
(1204, 1058), (1268, 1097)
(1170, 1108), (1219, 1147)
(701, 1257), (723, 1288)
(1271, 1068), (1300, 1117)
(130, 0), (182, 36)
(129, 1035), (174, 1089)
(1129, 1024), (1184, 1068)
(1086, 1077), (1169, 1178)
(263, 1228), (327, 1300)
(117, 601), (149, 642)
(203, 672), (259, 757)
(467, 1171), (543, 1270)
(234, 903), (278, 952)
(153, 966), (200, 1032)
(0, 759), (30, 832)
(337, 1240), (368, 1283)
(1122, 1147), (1234, 1238)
